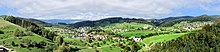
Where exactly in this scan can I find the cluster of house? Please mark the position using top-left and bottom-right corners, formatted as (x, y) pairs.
(111, 29), (128, 33)
(76, 27), (92, 32)
(139, 26), (156, 30)
(154, 22), (214, 31)
(182, 22), (213, 31)
(112, 37), (125, 41)
(66, 27), (109, 41)
(65, 27), (133, 42)
(60, 26), (145, 42)
(47, 27), (75, 34)
(55, 29), (75, 34)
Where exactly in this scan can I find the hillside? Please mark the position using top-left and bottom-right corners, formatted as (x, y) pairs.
(0, 18), (53, 52)
(153, 16), (194, 26)
(0, 18), (25, 39)
(148, 18), (220, 52)
(26, 18), (52, 27)
(1, 16), (52, 27)
(158, 15), (218, 27)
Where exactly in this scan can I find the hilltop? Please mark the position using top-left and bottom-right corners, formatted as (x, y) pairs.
(66, 15), (218, 28)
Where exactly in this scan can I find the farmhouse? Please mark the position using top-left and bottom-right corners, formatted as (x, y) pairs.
(132, 36), (142, 42)
(0, 45), (10, 52)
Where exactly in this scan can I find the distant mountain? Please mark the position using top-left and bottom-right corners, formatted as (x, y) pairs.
(71, 15), (220, 28)
(159, 16), (194, 22)
(158, 15), (219, 27)
(26, 18), (52, 27)
(209, 15), (220, 18)
(70, 16), (195, 28)
(151, 16), (194, 26)
(68, 17), (151, 28)
(41, 19), (85, 24)
(0, 15), (7, 17)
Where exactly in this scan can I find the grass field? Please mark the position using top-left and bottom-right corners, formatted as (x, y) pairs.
(143, 33), (189, 45)
(0, 18), (25, 31)
(64, 38), (88, 46)
(103, 22), (153, 30)
(78, 46), (122, 52)
(118, 30), (155, 37)
(0, 35), (52, 52)
(100, 46), (122, 52)
(0, 18), (25, 39)
(0, 18), (53, 52)
(22, 35), (50, 43)
(79, 48), (97, 52)
(13, 47), (45, 52)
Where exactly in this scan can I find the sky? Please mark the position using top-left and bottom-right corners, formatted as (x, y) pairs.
(0, 0), (220, 20)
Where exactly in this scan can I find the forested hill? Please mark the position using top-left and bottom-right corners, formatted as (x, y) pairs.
(159, 16), (194, 22)
(157, 15), (220, 27)
(27, 18), (52, 27)
(68, 17), (152, 28)
(67, 16), (196, 28)
(152, 16), (194, 26)
(149, 18), (220, 52)
(1, 15), (51, 27)
(68, 15), (219, 28)
(2, 16), (57, 40)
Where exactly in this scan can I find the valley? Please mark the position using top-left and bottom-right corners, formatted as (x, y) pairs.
(0, 15), (219, 52)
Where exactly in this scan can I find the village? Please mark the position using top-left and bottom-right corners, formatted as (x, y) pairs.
(45, 21), (214, 44)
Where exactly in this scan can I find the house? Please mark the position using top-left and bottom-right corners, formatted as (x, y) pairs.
(183, 26), (194, 31)
(132, 36), (142, 42)
(0, 45), (10, 52)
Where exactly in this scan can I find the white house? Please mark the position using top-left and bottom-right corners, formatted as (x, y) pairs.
(132, 36), (142, 42)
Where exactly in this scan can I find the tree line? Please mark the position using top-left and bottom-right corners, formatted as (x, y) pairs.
(3, 16), (57, 40)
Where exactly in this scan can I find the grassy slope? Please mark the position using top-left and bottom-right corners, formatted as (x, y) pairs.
(79, 48), (97, 52)
(138, 33), (190, 52)
(0, 18), (52, 52)
(0, 18), (25, 39)
(78, 46), (122, 52)
(100, 46), (122, 52)
(142, 33), (189, 45)
(118, 30), (155, 37)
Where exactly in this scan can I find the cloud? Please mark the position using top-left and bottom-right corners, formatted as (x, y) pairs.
(0, 0), (220, 20)
(199, 0), (220, 12)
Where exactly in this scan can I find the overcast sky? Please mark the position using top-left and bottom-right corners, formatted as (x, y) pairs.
(0, 0), (220, 20)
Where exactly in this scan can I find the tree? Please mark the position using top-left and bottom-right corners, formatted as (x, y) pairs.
(0, 30), (4, 34)
(21, 39), (32, 48)
(14, 29), (25, 37)
(55, 36), (64, 45)
(57, 43), (70, 52)
(12, 41), (16, 46)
